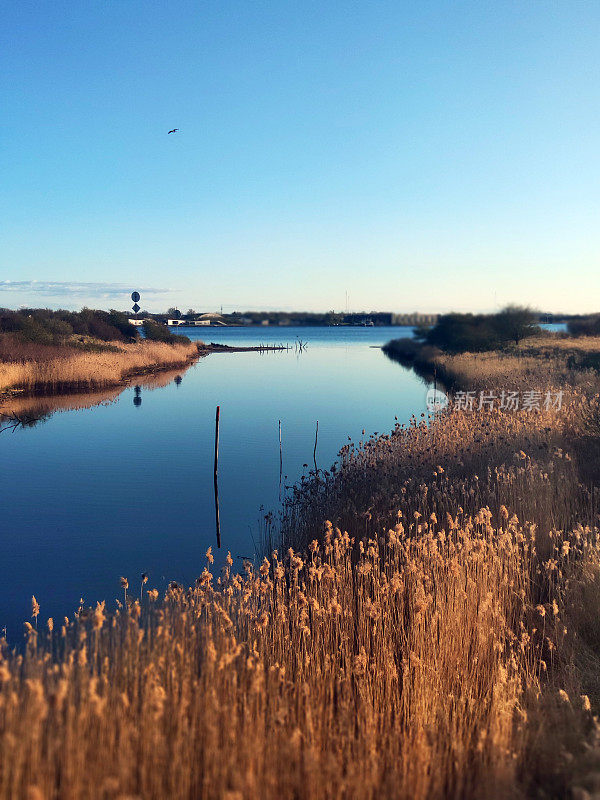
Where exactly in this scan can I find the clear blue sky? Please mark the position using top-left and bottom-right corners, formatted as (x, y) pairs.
(1, 1), (598, 313)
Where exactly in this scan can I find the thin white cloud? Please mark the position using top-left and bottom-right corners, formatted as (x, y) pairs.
(0, 281), (170, 298)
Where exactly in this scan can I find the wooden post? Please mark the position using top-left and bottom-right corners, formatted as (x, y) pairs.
(214, 406), (220, 479)
(279, 420), (283, 500)
(214, 406), (221, 548)
(313, 420), (319, 472)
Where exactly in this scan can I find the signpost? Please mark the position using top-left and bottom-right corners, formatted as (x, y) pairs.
(131, 291), (141, 320)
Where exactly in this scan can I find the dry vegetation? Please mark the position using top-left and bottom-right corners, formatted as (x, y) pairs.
(0, 337), (199, 396)
(2, 344), (600, 798)
(0, 367), (192, 429)
(384, 334), (600, 393)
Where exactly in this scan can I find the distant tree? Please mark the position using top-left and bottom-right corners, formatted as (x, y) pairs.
(567, 315), (600, 337)
(492, 305), (539, 346)
(424, 313), (500, 352)
(422, 306), (539, 353)
(167, 307), (181, 319)
(143, 320), (190, 344)
(413, 324), (433, 342)
(185, 308), (197, 318)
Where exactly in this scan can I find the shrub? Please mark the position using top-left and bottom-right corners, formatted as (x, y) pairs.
(568, 316), (600, 337)
(142, 320), (190, 344)
(421, 306), (539, 353)
(0, 308), (137, 345)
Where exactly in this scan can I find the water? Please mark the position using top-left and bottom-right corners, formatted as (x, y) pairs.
(0, 326), (430, 637)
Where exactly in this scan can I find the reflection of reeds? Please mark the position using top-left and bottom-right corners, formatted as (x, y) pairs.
(0, 340), (199, 395)
(0, 365), (197, 425)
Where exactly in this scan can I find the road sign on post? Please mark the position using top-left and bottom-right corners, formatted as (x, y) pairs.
(131, 291), (141, 319)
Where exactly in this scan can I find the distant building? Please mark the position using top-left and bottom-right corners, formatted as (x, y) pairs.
(193, 320), (211, 326)
(128, 319), (144, 327)
(167, 319), (186, 326)
(261, 319), (270, 326)
(198, 313), (227, 326)
(391, 313), (439, 326)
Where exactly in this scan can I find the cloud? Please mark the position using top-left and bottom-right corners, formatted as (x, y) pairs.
(0, 281), (170, 299)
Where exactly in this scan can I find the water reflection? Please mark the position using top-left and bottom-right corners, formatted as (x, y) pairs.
(0, 365), (195, 427)
(0, 327), (431, 640)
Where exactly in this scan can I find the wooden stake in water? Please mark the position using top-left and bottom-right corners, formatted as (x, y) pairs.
(313, 420), (319, 472)
(214, 406), (221, 548)
(279, 420), (283, 500)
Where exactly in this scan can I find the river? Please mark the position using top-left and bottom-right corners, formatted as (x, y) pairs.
(0, 325), (436, 637)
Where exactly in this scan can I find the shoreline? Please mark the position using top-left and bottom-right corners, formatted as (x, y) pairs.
(0, 340), (287, 403)
(382, 334), (600, 392)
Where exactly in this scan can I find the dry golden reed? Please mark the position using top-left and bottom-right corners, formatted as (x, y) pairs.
(1, 486), (599, 798)
(0, 339), (198, 394)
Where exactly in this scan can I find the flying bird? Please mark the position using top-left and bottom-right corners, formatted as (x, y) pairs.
(167, 128), (179, 134)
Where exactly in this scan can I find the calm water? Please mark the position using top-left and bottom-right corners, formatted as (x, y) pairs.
(1, 326), (433, 638)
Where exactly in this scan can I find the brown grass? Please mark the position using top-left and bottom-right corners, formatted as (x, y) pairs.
(391, 334), (600, 393)
(1, 390), (600, 797)
(0, 338), (199, 395)
(1, 482), (599, 799)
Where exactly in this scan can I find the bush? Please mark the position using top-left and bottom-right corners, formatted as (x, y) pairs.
(421, 306), (539, 353)
(142, 320), (190, 344)
(567, 316), (600, 337)
(0, 308), (137, 345)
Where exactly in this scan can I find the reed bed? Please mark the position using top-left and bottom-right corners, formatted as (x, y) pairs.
(1, 498), (598, 800)
(0, 340), (199, 395)
(277, 391), (599, 553)
(384, 334), (600, 393)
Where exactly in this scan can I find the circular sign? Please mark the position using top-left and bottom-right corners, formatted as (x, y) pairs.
(131, 291), (140, 303)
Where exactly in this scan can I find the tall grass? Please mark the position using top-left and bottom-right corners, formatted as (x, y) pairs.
(384, 334), (600, 393)
(1, 494), (598, 798)
(0, 339), (199, 395)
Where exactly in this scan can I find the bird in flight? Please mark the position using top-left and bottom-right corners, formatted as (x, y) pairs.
(167, 128), (179, 134)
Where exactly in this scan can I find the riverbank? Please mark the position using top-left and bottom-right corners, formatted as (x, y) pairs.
(0, 339), (288, 400)
(382, 333), (600, 391)
(0, 338), (201, 398)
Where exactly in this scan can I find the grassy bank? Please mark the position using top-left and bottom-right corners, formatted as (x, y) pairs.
(383, 334), (600, 391)
(0, 337), (200, 396)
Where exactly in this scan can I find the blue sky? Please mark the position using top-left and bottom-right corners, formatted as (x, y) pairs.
(1, 1), (599, 313)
